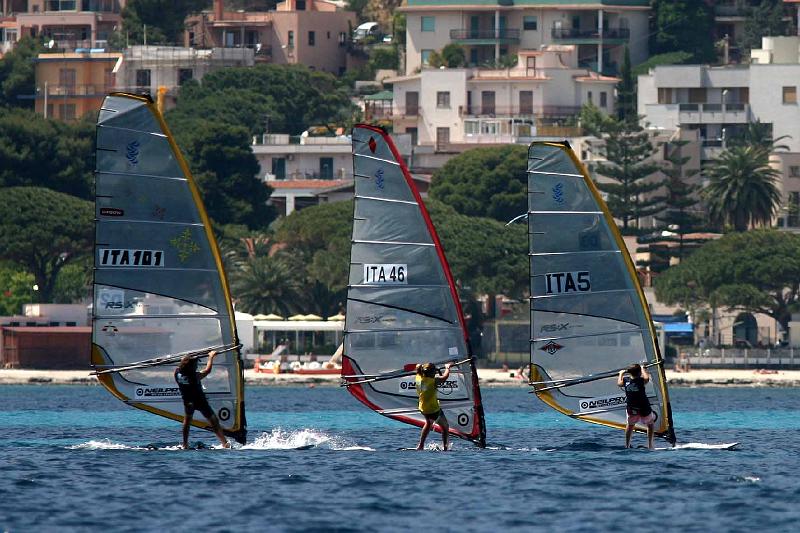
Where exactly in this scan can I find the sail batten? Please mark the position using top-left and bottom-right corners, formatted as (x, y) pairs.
(343, 125), (486, 447)
(527, 141), (676, 444)
(91, 93), (247, 444)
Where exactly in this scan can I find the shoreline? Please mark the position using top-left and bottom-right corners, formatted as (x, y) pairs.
(2, 368), (800, 388)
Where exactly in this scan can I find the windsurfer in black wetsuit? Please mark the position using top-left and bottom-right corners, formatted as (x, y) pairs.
(617, 363), (655, 450)
(175, 350), (230, 449)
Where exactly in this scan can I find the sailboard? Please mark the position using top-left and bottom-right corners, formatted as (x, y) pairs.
(341, 125), (486, 447)
(527, 141), (676, 445)
(90, 93), (247, 444)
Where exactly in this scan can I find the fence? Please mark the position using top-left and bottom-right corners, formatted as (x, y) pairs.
(681, 347), (800, 369)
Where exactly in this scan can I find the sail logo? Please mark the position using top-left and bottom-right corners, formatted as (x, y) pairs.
(368, 136), (377, 153)
(100, 207), (124, 217)
(170, 228), (201, 263)
(375, 168), (385, 190)
(126, 140), (140, 166)
(134, 386), (181, 399)
(540, 322), (569, 333)
(579, 394), (627, 412)
(99, 249), (165, 267)
(399, 377), (461, 394)
(552, 182), (565, 205)
(539, 341), (564, 355)
(363, 263), (407, 284)
(544, 271), (590, 294)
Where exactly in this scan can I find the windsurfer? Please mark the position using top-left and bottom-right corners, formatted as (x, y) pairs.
(175, 350), (230, 449)
(415, 362), (452, 450)
(617, 364), (655, 449)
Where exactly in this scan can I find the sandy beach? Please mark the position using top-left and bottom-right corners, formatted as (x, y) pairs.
(2, 367), (800, 387)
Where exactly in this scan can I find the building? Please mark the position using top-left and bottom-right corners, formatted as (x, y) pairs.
(33, 50), (121, 120)
(389, 46), (617, 163)
(1, 0), (125, 56)
(398, 0), (650, 77)
(184, 0), (355, 75)
(112, 45), (254, 109)
(714, 0), (795, 63)
(638, 36), (800, 230)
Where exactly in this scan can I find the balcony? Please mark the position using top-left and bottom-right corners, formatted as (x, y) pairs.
(450, 28), (520, 45)
(392, 105), (422, 120)
(459, 104), (581, 119)
(678, 102), (750, 124)
(36, 83), (111, 97)
(551, 27), (629, 44)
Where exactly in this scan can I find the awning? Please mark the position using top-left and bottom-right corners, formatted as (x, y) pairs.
(663, 322), (693, 334)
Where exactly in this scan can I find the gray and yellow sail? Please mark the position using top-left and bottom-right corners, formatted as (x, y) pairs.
(527, 141), (675, 444)
(91, 93), (246, 443)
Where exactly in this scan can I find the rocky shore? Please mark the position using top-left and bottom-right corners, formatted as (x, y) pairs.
(1, 368), (800, 387)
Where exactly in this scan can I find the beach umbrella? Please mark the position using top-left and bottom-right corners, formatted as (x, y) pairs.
(288, 314), (306, 321)
(327, 313), (345, 321)
(303, 314), (323, 321)
(263, 313), (284, 320)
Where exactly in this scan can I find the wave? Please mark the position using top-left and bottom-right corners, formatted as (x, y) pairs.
(242, 428), (374, 451)
(67, 439), (141, 450)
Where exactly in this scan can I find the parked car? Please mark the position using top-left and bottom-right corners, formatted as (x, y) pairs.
(353, 22), (382, 43)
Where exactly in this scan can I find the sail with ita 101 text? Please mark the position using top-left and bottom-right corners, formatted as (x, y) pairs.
(341, 125), (486, 447)
(527, 141), (676, 445)
(90, 93), (247, 444)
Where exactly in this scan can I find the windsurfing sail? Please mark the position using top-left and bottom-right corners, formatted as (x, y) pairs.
(91, 93), (246, 444)
(342, 125), (486, 447)
(527, 141), (676, 444)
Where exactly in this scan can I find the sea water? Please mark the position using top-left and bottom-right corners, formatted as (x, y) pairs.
(0, 385), (798, 532)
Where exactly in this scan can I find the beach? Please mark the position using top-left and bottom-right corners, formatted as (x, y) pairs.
(2, 367), (800, 387)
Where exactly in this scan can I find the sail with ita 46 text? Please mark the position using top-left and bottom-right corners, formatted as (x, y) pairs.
(341, 125), (486, 447)
(90, 93), (247, 444)
(527, 141), (676, 445)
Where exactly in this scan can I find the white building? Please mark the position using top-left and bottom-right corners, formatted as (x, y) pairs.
(638, 36), (800, 230)
(398, 0), (650, 77)
(390, 46), (618, 161)
(113, 45), (254, 109)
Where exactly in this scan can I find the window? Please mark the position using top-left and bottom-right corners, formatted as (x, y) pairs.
(104, 68), (114, 89)
(272, 158), (286, 179)
(59, 103), (76, 121)
(600, 91), (607, 108)
(523, 16), (538, 31)
(790, 166), (800, 177)
(436, 127), (450, 150)
(405, 91), (419, 115)
(783, 86), (797, 104)
(177, 69), (192, 85)
(789, 192), (800, 227)
(421, 16), (435, 32)
(327, 31), (331, 39)
(421, 49), (433, 65)
(464, 120), (479, 135)
(658, 87), (673, 104)
(59, 68), (76, 89)
(481, 91), (495, 115)
(308, 31), (315, 46)
(587, 90), (593, 104)
(519, 91), (533, 115)
(135, 69), (150, 87)
(436, 91), (450, 108)
(320, 157), (333, 179)
(688, 88), (706, 103)
(297, 0), (306, 9)
(288, 31), (294, 47)
(48, 0), (76, 10)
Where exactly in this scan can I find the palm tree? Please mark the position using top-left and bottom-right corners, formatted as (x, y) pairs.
(705, 146), (782, 231)
(230, 253), (302, 316)
(729, 120), (790, 153)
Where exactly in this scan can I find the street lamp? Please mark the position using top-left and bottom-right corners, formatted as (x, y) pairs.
(721, 89), (729, 148)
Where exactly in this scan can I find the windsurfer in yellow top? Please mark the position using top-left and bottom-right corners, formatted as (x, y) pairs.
(415, 362), (452, 450)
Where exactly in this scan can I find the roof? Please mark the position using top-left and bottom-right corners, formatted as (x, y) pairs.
(403, 0), (648, 7)
(1, 327), (92, 333)
(364, 90), (394, 101)
(268, 179), (351, 190)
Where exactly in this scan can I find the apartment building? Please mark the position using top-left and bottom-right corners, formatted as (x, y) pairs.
(399, 0), (649, 77)
(390, 46), (618, 160)
(2, 0), (124, 54)
(638, 36), (800, 230)
(113, 45), (254, 109)
(33, 50), (120, 120)
(184, 0), (354, 75)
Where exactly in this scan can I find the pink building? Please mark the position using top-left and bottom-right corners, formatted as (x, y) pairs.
(185, 0), (354, 75)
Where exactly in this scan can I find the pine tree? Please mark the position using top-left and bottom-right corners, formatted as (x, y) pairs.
(593, 117), (664, 236)
(616, 47), (636, 122)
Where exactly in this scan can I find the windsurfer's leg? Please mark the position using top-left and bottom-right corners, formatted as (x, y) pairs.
(646, 423), (655, 450)
(438, 414), (450, 450)
(181, 408), (194, 449)
(206, 413), (231, 448)
(624, 423), (634, 448)
(417, 417), (433, 450)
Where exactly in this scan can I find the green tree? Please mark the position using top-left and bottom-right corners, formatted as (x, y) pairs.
(740, 0), (790, 54)
(430, 44), (466, 68)
(230, 253), (303, 316)
(0, 187), (93, 303)
(0, 37), (44, 108)
(593, 118), (663, 235)
(650, 0), (716, 63)
(430, 145), (528, 222)
(579, 102), (616, 138)
(705, 146), (781, 231)
(637, 140), (706, 272)
(0, 107), (94, 199)
(119, 0), (207, 45)
(52, 258), (92, 304)
(654, 230), (800, 333)
(0, 265), (36, 315)
(178, 122), (276, 230)
(616, 47), (636, 122)
(631, 51), (694, 77)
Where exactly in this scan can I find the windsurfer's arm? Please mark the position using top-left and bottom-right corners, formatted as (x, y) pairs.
(641, 365), (651, 383)
(198, 350), (218, 379)
(436, 363), (453, 383)
(616, 370), (625, 387)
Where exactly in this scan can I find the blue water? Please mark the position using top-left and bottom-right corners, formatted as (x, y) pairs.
(1, 385), (799, 532)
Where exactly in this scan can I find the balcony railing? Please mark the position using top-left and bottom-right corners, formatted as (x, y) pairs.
(37, 83), (112, 97)
(393, 105), (421, 118)
(459, 104), (582, 118)
(551, 28), (630, 41)
(450, 28), (521, 42)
